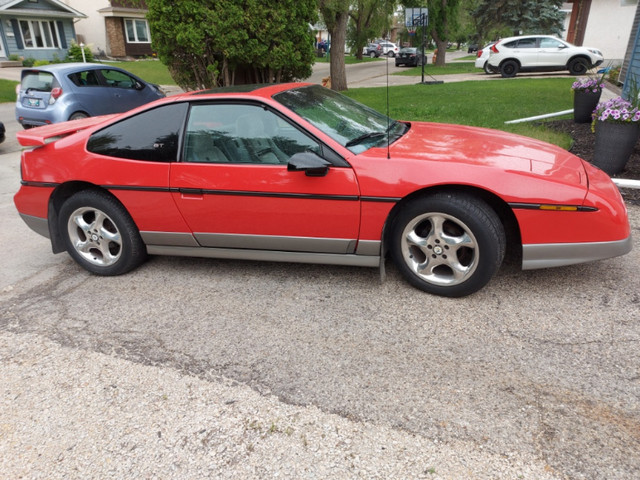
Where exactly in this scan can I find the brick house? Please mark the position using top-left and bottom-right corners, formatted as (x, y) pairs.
(63, 0), (152, 58)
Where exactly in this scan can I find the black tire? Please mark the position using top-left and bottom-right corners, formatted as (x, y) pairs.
(58, 190), (147, 275)
(568, 58), (589, 75)
(387, 51), (395, 57)
(483, 61), (493, 74)
(69, 112), (89, 121)
(390, 193), (506, 297)
(369, 51), (376, 58)
(500, 60), (519, 78)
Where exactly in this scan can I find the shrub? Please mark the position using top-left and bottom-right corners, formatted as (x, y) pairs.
(66, 41), (94, 63)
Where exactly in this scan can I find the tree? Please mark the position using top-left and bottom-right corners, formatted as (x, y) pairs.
(145, 0), (317, 90)
(319, 0), (350, 91)
(473, 0), (565, 39)
(348, 0), (397, 60)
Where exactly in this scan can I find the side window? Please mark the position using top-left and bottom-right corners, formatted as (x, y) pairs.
(68, 70), (100, 87)
(516, 38), (537, 48)
(540, 38), (562, 48)
(184, 103), (321, 165)
(101, 69), (138, 89)
(87, 103), (188, 162)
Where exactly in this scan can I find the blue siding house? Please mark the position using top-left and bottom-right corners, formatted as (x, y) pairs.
(0, 0), (85, 61)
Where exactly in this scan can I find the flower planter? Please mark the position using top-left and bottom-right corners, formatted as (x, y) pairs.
(593, 121), (640, 175)
(573, 89), (602, 123)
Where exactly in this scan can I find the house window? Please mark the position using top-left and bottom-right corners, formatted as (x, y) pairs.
(124, 19), (150, 43)
(19, 19), (61, 49)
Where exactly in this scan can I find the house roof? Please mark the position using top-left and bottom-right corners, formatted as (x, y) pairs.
(0, 0), (86, 18)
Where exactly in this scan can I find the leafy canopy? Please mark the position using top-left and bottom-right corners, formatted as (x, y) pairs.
(146, 0), (317, 90)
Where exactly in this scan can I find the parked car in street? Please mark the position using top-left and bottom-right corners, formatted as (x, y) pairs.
(395, 48), (426, 67)
(0, 121), (5, 144)
(14, 83), (631, 297)
(16, 63), (165, 128)
(467, 43), (478, 54)
(378, 41), (399, 57)
(487, 35), (604, 78)
(474, 43), (495, 74)
(363, 43), (382, 58)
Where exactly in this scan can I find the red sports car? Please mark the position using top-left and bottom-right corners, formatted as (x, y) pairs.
(14, 83), (632, 297)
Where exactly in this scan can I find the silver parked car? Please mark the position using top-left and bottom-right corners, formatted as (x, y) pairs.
(16, 63), (165, 128)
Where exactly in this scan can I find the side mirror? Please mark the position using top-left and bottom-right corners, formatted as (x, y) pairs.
(135, 81), (145, 90)
(287, 151), (331, 177)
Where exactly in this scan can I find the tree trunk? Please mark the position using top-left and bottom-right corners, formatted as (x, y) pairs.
(329, 10), (349, 91)
(434, 38), (447, 67)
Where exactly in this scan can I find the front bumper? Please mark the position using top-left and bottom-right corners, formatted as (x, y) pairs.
(522, 236), (633, 270)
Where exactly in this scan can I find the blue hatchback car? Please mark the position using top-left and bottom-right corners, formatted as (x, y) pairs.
(16, 63), (165, 128)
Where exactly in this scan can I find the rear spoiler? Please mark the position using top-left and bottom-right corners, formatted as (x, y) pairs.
(16, 114), (119, 147)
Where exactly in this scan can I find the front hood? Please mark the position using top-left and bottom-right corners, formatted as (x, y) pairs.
(390, 121), (587, 187)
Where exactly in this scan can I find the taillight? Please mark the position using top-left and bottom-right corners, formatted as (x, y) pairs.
(491, 44), (499, 54)
(49, 87), (62, 105)
(477, 49), (483, 57)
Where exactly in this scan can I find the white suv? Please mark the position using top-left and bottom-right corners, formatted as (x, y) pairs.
(487, 35), (603, 78)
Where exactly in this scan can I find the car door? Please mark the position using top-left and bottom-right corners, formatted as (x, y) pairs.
(170, 102), (362, 254)
(514, 37), (539, 66)
(98, 68), (149, 113)
(537, 37), (570, 67)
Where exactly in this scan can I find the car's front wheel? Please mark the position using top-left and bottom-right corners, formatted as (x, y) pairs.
(390, 193), (506, 297)
(568, 58), (589, 75)
(58, 190), (147, 275)
(500, 60), (519, 78)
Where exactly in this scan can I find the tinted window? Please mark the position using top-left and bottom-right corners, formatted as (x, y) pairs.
(516, 38), (537, 48)
(87, 103), (188, 162)
(21, 71), (58, 92)
(101, 69), (138, 89)
(68, 70), (101, 87)
(184, 103), (321, 164)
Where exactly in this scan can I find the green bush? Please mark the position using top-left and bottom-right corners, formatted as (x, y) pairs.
(66, 41), (94, 63)
(22, 57), (35, 67)
(33, 60), (50, 67)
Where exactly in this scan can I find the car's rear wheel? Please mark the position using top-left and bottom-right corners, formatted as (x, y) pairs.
(369, 51), (377, 58)
(500, 60), (519, 78)
(483, 61), (493, 74)
(59, 190), (147, 275)
(568, 58), (589, 75)
(390, 193), (506, 297)
(69, 112), (89, 121)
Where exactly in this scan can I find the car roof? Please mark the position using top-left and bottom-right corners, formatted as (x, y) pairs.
(22, 63), (121, 74)
(499, 35), (561, 43)
(185, 82), (313, 101)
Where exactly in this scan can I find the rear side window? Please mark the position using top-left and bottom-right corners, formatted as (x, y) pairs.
(87, 103), (188, 162)
(68, 70), (101, 87)
(21, 71), (58, 92)
(516, 38), (537, 48)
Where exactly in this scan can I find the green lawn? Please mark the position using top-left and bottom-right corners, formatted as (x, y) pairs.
(0, 78), (18, 103)
(394, 61), (478, 76)
(345, 78), (575, 149)
(109, 60), (175, 85)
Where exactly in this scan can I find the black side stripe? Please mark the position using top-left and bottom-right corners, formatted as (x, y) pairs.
(508, 202), (597, 212)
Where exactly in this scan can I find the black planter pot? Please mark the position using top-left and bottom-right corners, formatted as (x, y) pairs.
(593, 121), (640, 175)
(573, 90), (602, 123)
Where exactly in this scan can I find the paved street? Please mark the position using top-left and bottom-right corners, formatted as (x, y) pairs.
(1, 61), (639, 479)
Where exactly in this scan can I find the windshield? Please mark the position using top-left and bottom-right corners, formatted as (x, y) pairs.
(273, 85), (407, 154)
